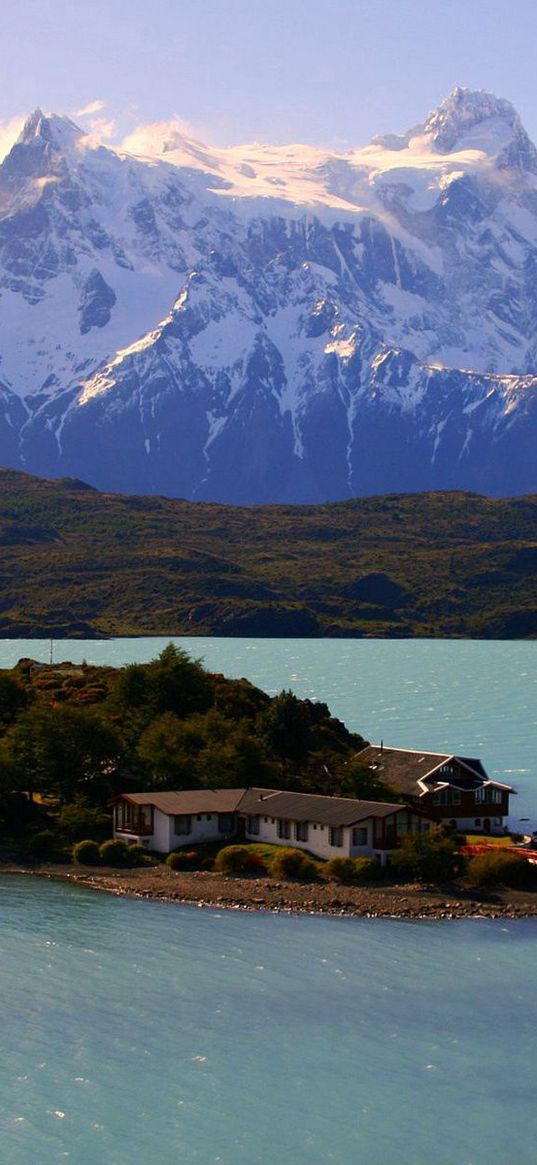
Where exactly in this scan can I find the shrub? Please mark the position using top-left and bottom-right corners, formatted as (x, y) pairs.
(323, 857), (357, 884)
(127, 844), (153, 866)
(200, 856), (215, 871)
(72, 839), (101, 866)
(166, 849), (199, 870)
(467, 851), (533, 888)
(99, 839), (129, 867)
(390, 829), (462, 884)
(244, 853), (266, 874)
(214, 846), (253, 874)
(28, 830), (59, 861)
(353, 857), (380, 883)
(271, 847), (319, 881)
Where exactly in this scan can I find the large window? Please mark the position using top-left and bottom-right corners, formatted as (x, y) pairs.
(174, 814), (192, 836)
(247, 815), (260, 836)
(330, 826), (344, 847)
(433, 787), (461, 806)
(116, 801), (152, 833)
(352, 826), (368, 847)
(295, 821), (309, 842)
(475, 787), (502, 805)
(278, 819), (291, 839)
(218, 814), (235, 833)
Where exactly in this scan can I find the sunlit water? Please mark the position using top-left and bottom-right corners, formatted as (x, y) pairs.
(1, 637), (535, 828)
(0, 876), (536, 1165)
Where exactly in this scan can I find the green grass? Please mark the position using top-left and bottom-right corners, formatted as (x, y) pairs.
(463, 834), (515, 846)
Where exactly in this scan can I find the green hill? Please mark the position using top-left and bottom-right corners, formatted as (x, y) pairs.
(0, 469), (535, 638)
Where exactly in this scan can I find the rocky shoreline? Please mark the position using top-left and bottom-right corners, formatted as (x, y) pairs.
(4, 863), (537, 919)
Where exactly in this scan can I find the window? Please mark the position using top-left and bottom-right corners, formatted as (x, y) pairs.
(432, 787), (461, 806)
(330, 826), (343, 847)
(277, 819), (291, 840)
(295, 821), (309, 842)
(475, 818), (482, 827)
(174, 814), (191, 836)
(119, 801), (150, 831)
(218, 813), (234, 833)
(197, 815), (202, 821)
(352, 826), (368, 846)
(247, 815), (260, 836)
(475, 786), (502, 805)
(206, 815), (212, 821)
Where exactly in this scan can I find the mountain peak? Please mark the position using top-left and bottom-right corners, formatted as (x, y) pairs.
(417, 87), (537, 171)
(16, 108), (83, 151)
(424, 87), (518, 147)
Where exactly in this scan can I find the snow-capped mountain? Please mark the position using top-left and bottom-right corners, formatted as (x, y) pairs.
(1, 88), (537, 501)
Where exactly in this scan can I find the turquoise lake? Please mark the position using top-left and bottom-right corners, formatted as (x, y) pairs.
(1, 637), (535, 827)
(1, 876), (537, 1165)
(1, 638), (537, 1161)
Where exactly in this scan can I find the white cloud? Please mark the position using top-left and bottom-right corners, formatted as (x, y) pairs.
(84, 115), (116, 141)
(72, 101), (116, 146)
(72, 99), (106, 118)
(120, 116), (199, 157)
(0, 115), (25, 162)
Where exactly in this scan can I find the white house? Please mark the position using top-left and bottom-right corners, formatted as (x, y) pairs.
(112, 786), (433, 864)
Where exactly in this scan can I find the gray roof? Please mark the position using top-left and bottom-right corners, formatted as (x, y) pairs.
(238, 788), (405, 826)
(119, 786), (407, 827)
(123, 789), (247, 815)
(355, 746), (496, 797)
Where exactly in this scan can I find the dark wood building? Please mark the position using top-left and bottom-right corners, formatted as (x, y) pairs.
(356, 746), (514, 834)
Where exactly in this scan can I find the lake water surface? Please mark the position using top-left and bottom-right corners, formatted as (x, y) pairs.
(1, 637), (535, 827)
(1, 639), (537, 1162)
(1, 875), (537, 1165)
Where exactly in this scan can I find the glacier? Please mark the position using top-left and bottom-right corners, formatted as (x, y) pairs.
(1, 88), (537, 501)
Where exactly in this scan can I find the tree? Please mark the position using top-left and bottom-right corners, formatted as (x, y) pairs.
(336, 758), (397, 803)
(258, 690), (313, 766)
(137, 712), (205, 789)
(3, 704), (122, 804)
(0, 673), (27, 729)
(148, 644), (213, 718)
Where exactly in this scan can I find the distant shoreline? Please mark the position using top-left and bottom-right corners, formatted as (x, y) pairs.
(4, 864), (537, 920)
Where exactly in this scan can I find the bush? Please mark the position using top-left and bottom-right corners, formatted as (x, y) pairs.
(201, 856), (215, 871)
(99, 839), (129, 867)
(390, 829), (462, 884)
(166, 849), (199, 870)
(323, 857), (357, 884)
(127, 844), (153, 866)
(353, 857), (380, 883)
(214, 846), (253, 874)
(467, 851), (533, 888)
(271, 847), (319, 881)
(72, 839), (101, 866)
(28, 830), (59, 861)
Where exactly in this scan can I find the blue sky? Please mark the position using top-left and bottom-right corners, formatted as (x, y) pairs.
(4, 0), (537, 148)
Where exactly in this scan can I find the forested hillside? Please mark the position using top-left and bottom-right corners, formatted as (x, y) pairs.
(0, 470), (536, 638)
